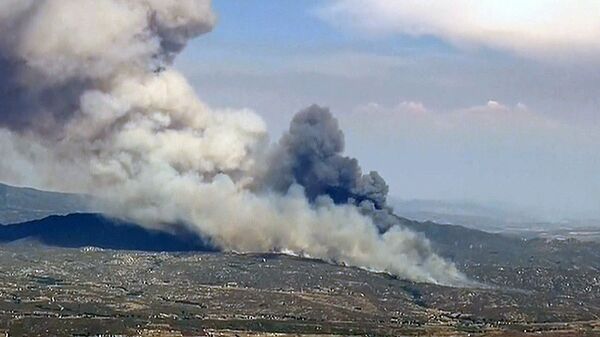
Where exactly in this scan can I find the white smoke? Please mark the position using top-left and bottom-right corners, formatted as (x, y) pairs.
(0, 0), (466, 285)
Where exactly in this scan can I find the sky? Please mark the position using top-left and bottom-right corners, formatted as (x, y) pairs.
(175, 0), (600, 220)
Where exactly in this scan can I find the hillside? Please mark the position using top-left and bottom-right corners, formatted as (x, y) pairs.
(399, 217), (600, 269)
(1, 211), (598, 274)
(0, 213), (214, 252)
(0, 183), (91, 224)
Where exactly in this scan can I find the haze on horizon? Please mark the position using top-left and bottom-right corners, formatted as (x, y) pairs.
(176, 0), (600, 222)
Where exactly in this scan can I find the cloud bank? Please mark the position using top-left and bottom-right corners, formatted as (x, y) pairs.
(318, 0), (600, 61)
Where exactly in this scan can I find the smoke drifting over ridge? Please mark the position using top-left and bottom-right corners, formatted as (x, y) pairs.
(0, 0), (466, 285)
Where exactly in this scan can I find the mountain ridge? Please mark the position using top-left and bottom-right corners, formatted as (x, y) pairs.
(0, 183), (91, 224)
(0, 213), (214, 252)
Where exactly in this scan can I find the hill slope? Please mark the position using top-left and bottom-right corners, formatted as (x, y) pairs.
(0, 213), (214, 252)
(1, 211), (598, 272)
(398, 217), (600, 269)
(0, 183), (91, 224)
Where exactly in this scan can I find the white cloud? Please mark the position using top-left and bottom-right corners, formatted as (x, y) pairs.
(317, 0), (600, 61)
(344, 100), (563, 139)
(339, 100), (600, 218)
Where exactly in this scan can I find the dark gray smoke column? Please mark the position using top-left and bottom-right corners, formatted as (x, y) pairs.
(269, 105), (389, 209)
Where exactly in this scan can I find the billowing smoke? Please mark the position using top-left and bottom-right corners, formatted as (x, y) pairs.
(0, 0), (466, 285)
(265, 105), (388, 209)
(263, 105), (401, 233)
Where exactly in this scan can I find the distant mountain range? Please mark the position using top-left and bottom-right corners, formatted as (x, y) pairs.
(391, 198), (537, 230)
(391, 198), (600, 236)
(0, 183), (91, 224)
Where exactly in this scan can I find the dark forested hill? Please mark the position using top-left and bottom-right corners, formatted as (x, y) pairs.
(0, 213), (214, 252)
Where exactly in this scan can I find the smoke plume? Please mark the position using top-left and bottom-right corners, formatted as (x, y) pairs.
(0, 0), (466, 285)
(265, 105), (388, 209)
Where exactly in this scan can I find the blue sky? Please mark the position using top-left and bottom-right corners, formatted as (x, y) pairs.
(175, 1), (600, 220)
